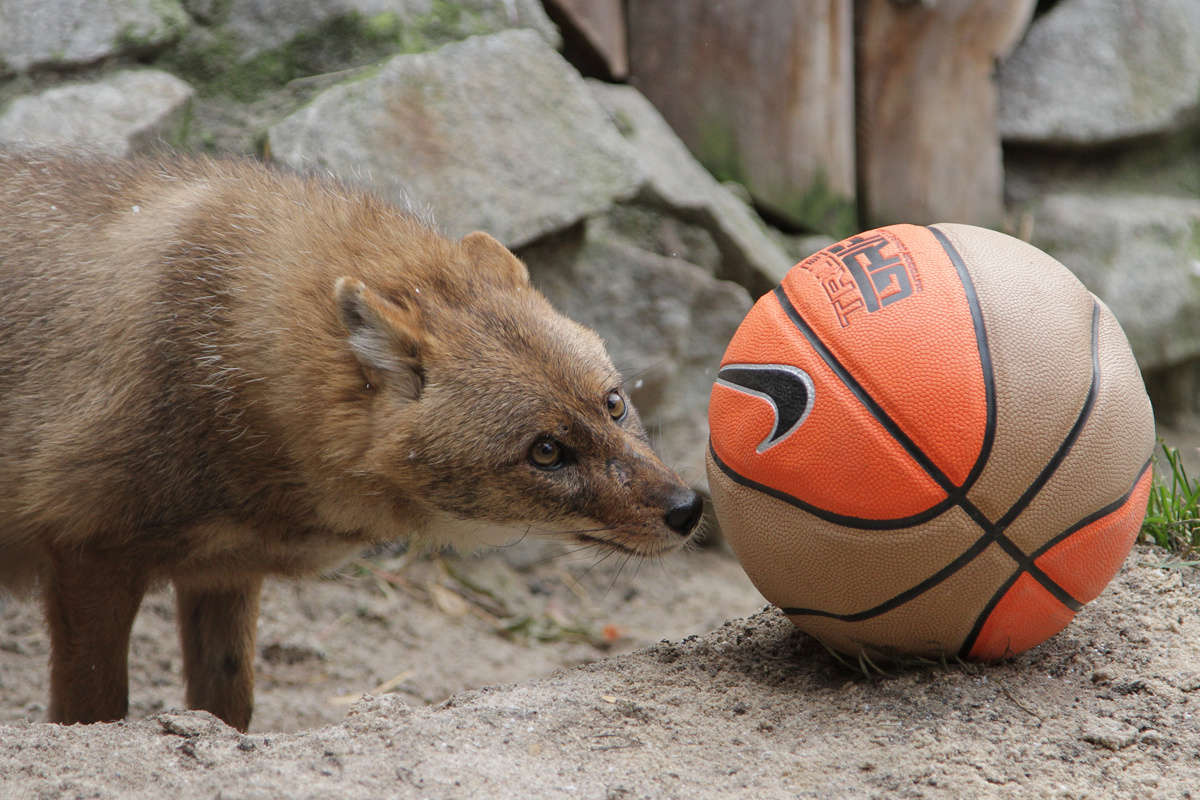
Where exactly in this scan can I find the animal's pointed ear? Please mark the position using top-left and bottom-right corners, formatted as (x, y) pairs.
(334, 277), (425, 400)
(461, 231), (530, 286)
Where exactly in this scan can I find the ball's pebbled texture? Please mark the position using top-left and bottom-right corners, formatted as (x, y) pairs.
(707, 223), (1155, 661)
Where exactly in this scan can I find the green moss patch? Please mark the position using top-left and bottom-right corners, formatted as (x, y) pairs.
(160, 4), (513, 103)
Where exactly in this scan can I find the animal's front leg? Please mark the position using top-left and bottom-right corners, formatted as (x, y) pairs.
(44, 545), (150, 725)
(173, 573), (263, 732)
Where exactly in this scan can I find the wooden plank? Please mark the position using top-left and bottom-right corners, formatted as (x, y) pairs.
(543, 0), (628, 80)
(628, 0), (856, 237)
(856, 0), (1035, 229)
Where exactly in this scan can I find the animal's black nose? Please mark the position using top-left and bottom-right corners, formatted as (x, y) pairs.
(664, 491), (704, 536)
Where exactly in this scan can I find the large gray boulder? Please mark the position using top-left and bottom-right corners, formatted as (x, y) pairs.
(521, 221), (753, 492)
(587, 81), (794, 296)
(0, 70), (195, 156)
(1029, 192), (1200, 369)
(220, 0), (559, 62)
(998, 0), (1200, 146)
(0, 0), (189, 74)
(268, 29), (643, 248)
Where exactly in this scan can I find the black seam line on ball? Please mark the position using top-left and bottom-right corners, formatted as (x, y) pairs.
(777, 299), (1102, 624)
(957, 450), (1141, 659)
(1027, 458), (1152, 564)
(927, 225), (997, 494)
(964, 457), (1154, 653)
(976, 301), (1101, 614)
(991, 301), (1101, 535)
(958, 305), (1106, 658)
(773, 285), (959, 498)
(957, 568), (1026, 660)
(727, 232), (997, 530)
(778, 528), (999, 621)
(990, 536), (1085, 613)
(714, 243), (996, 532)
(708, 440), (962, 530)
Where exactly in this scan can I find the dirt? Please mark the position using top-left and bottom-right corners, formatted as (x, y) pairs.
(1, 541), (1198, 799)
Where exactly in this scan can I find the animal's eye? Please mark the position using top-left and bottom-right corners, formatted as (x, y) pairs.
(606, 391), (627, 421)
(529, 439), (564, 469)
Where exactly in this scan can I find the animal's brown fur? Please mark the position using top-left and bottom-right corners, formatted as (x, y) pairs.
(0, 150), (702, 731)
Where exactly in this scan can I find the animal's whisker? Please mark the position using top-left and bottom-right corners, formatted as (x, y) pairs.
(601, 550), (642, 599)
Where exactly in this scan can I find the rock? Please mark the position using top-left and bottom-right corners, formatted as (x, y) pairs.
(164, 0), (560, 107)
(520, 222), (753, 492)
(626, 0), (856, 237)
(1081, 717), (1139, 751)
(587, 81), (794, 296)
(0, 0), (189, 74)
(998, 0), (1200, 146)
(1027, 192), (1200, 370)
(0, 70), (196, 156)
(543, 0), (627, 79)
(269, 29), (642, 248)
(221, 0), (560, 63)
(344, 693), (413, 732)
(179, 0), (223, 24)
(156, 710), (236, 738)
(602, 204), (723, 277)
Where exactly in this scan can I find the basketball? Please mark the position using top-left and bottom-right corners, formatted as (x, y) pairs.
(706, 223), (1155, 661)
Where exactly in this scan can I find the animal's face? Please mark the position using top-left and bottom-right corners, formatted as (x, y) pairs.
(334, 232), (702, 556)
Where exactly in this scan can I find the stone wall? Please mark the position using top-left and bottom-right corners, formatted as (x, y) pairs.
(0, 0), (789, 505)
(998, 0), (1200, 427)
(1, 0), (1197, 497)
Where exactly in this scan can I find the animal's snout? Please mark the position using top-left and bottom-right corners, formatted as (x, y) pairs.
(664, 490), (704, 537)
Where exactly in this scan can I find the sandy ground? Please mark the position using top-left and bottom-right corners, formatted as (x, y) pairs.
(1, 541), (1198, 799)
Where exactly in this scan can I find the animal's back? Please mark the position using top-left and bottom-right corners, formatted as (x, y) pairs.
(0, 154), (172, 551)
(0, 153), (348, 563)
(0, 151), (522, 576)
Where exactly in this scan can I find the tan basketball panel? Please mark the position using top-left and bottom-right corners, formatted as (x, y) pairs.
(709, 449), (988, 615)
(789, 542), (1017, 658)
(931, 224), (1096, 522)
(1003, 299), (1155, 554)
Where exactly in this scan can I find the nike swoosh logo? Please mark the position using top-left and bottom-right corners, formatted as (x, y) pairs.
(715, 364), (815, 452)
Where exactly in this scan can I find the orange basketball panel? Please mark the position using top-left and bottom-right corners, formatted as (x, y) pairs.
(966, 572), (1077, 661)
(778, 225), (988, 488)
(710, 291), (946, 521)
(1034, 468), (1152, 605)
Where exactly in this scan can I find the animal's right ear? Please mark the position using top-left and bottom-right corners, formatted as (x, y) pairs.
(334, 278), (425, 400)
(461, 231), (530, 287)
